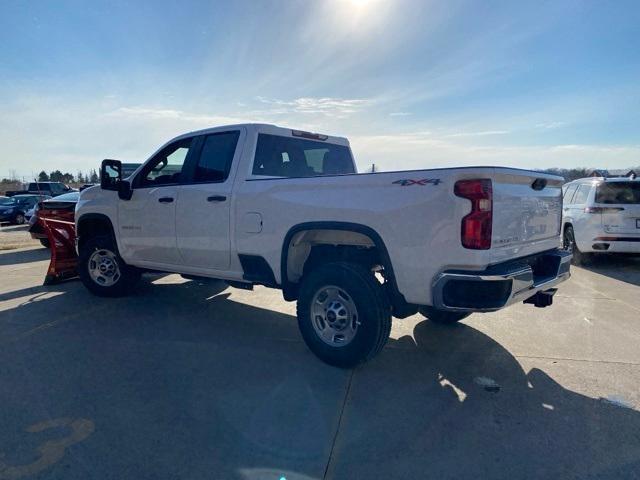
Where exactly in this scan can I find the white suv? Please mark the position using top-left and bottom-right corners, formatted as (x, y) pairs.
(562, 176), (640, 263)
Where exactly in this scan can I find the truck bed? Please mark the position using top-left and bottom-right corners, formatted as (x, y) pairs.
(235, 166), (564, 305)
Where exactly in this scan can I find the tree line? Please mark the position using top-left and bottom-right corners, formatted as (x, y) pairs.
(0, 170), (101, 194)
(539, 167), (639, 182)
(35, 169), (100, 184)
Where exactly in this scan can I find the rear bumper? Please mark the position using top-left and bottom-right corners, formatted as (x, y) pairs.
(432, 248), (572, 312)
(590, 237), (640, 254)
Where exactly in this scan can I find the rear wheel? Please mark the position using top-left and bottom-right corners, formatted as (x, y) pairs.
(297, 262), (391, 368)
(419, 306), (470, 324)
(563, 225), (590, 266)
(14, 213), (25, 225)
(78, 235), (140, 297)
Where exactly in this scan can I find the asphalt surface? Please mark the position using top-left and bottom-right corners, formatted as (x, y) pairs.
(1, 246), (639, 480)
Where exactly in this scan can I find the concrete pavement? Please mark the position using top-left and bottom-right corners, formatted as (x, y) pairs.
(0, 247), (639, 479)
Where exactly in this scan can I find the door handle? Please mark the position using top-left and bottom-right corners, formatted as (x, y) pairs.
(158, 197), (174, 203)
(207, 195), (227, 202)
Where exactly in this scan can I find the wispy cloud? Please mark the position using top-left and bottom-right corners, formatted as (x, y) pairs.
(254, 96), (371, 117)
(389, 112), (412, 117)
(535, 121), (566, 130)
(107, 106), (247, 126)
(445, 130), (510, 138)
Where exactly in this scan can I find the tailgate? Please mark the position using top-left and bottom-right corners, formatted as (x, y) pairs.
(596, 181), (640, 234)
(490, 169), (563, 248)
(602, 205), (640, 234)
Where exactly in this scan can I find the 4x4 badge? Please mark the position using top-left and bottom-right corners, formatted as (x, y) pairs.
(393, 179), (441, 186)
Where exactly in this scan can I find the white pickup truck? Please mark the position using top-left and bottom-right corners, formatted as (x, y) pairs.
(76, 123), (571, 367)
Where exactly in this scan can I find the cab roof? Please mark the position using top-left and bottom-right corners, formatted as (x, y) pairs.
(170, 123), (350, 147)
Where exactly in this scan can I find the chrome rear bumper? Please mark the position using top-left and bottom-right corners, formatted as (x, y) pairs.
(432, 248), (572, 313)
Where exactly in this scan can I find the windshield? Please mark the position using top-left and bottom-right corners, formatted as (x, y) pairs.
(0, 197), (16, 206)
(595, 182), (640, 204)
(13, 197), (34, 206)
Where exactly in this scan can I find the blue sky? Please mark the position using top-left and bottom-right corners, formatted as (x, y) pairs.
(1, 0), (639, 179)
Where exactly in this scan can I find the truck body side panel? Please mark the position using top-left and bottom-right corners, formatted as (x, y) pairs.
(235, 167), (562, 305)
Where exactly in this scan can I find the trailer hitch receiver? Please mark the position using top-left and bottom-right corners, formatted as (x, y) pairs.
(523, 288), (557, 308)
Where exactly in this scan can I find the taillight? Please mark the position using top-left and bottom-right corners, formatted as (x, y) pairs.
(455, 179), (493, 250)
(584, 207), (625, 213)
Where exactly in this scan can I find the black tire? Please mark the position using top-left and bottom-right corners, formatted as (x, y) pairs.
(418, 306), (470, 324)
(563, 225), (590, 266)
(78, 234), (140, 297)
(39, 238), (50, 248)
(297, 262), (391, 368)
(14, 213), (25, 225)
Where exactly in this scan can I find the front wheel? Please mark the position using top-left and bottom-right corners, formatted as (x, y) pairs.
(297, 262), (391, 368)
(78, 235), (140, 297)
(14, 213), (25, 225)
(419, 306), (470, 324)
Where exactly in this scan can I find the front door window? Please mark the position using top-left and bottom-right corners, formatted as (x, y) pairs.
(138, 137), (193, 187)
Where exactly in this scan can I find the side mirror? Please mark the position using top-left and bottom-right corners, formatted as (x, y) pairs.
(101, 159), (122, 191)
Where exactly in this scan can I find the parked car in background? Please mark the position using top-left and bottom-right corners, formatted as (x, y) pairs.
(6, 181), (75, 197)
(29, 191), (80, 247)
(0, 196), (25, 224)
(0, 194), (49, 225)
(21, 194), (53, 220)
(122, 163), (142, 177)
(562, 175), (640, 264)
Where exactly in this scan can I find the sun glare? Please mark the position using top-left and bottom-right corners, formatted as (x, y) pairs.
(332, 0), (385, 31)
(346, 0), (375, 9)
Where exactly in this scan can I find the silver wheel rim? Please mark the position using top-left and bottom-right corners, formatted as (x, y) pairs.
(16, 214), (25, 224)
(311, 285), (360, 347)
(88, 249), (121, 287)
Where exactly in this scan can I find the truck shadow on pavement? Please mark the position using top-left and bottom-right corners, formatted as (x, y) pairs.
(0, 277), (639, 479)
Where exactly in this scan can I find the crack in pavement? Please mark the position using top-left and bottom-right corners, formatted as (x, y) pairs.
(323, 368), (355, 480)
(514, 354), (640, 366)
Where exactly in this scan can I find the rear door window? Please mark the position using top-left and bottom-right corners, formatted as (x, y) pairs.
(193, 131), (240, 183)
(595, 182), (640, 204)
(252, 134), (355, 177)
(572, 184), (592, 205)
